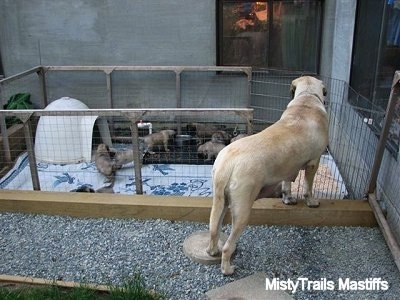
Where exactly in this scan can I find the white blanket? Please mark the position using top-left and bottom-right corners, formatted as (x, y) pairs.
(0, 153), (213, 196)
(0, 153), (347, 199)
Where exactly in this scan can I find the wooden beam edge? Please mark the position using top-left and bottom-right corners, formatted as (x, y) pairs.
(0, 274), (110, 292)
(0, 190), (377, 227)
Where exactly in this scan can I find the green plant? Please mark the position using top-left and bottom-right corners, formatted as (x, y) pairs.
(109, 274), (164, 300)
(3, 93), (32, 128)
(0, 274), (164, 300)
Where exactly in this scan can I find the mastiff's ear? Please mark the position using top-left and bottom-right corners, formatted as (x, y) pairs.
(323, 86), (327, 96)
(290, 79), (298, 98)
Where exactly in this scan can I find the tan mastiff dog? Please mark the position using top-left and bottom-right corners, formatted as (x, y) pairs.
(207, 76), (329, 275)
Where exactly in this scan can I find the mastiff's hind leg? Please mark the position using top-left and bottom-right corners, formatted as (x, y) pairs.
(207, 195), (229, 257)
(304, 158), (320, 207)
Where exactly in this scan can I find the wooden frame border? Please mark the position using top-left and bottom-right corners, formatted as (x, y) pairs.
(0, 190), (376, 227)
(0, 274), (110, 292)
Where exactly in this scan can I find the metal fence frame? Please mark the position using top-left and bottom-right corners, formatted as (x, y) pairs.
(0, 107), (254, 195)
(1, 66), (400, 271)
(0, 65), (252, 110)
(0, 65), (395, 200)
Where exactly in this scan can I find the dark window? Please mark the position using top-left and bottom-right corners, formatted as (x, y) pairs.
(351, 0), (400, 155)
(217, 0), (323, 72)
(0, 51), (3, 78)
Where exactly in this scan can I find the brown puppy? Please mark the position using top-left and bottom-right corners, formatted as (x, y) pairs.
(197, 140), (226, 161)
(95, 144), (117, 183)
(207, 76), (328, 275)
(188, 123), (226, 143)
(211, 130), (231, 145)
(141, 129), (175, 154)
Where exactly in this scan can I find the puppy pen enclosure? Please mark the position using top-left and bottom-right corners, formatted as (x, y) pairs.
(0, 67), (399, 258)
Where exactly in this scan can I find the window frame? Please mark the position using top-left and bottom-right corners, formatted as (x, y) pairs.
(216, 0), (324, 73)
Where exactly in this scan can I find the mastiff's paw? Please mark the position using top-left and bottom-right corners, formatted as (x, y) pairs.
(306, 197), (320, 208)
(282, 195), (297, 205)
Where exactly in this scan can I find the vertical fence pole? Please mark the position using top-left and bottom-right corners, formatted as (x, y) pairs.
(175, 69), (182, 108)
(128, 115), (143, 195)
(175, 69), (182, 135)
(367, 71), (400, 195)
(21, 114), (41, 191)
(0, 83), (12, 163)
(105, 68), (114, 108)
(38, 67), (48, 108)
(245, 67), (252, 108)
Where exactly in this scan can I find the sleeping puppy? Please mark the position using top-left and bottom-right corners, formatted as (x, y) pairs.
(211, 130), (231, 145)
(95, 143), (117, 183)
(207, 76), (328, 275)
(71, 185), (95, 193)
(140, 129), (175, 154)
(114, 140), (147, 168)
(71, 184), (114, 193)
(115, 150), (134, 168)
(197, 140), (226, 161)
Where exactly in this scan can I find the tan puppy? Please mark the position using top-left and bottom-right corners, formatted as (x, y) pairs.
(95, 144), (117, 183)
(207, 76), (328, 275)
(188, 123), (226, 143)
(115, 150), (134, 168)
(141, 129), (175, 154)
(211, 130), (231, 145)
(197, 140), (226, 161)
(113, 140), (149, 168)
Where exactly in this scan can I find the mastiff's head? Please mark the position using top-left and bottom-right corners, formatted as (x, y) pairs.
(290, 76), (327, 103)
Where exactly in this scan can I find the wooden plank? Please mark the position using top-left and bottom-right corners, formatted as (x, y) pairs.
(368, 193), (400, 271)
(0, 66), (41, 85)
(0, 190), (377, 227)
(45, 65), (252, 74)
(0, 274), (110, 291)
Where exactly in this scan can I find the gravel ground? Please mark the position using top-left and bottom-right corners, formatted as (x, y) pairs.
(1, 212), (399, 299)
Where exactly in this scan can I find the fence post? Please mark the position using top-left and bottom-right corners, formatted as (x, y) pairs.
(104, 67), (114, 108)
(37, 67), (48, 108)
(175, 68), (183, 135)
(123, 111), (145, 195)
(245, 67), (252, 108)
(367, 71), (400, 195)
(19, 113), (41, 191)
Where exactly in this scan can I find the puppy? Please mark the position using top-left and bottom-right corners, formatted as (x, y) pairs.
(207, 76), (328, 275)
(211, 130), (231, 145)
(71, 185), (95, 193)
(115, 150), (134, 168)
(197, 140), (226, 161)
(188, 123), (226, 143)
(140, 129), (175, 154)
(114, 142), (147, 168)
(95, 143), (117, 183)
(230, 133), (249, 143)
(71, 185), (114, 193)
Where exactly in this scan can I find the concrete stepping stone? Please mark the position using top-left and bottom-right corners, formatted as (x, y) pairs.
(206, 272), (293, 300)
(183, 230), (228, 265)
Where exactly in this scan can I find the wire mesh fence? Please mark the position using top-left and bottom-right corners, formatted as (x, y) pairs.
(0, 65), (392, 202)
(249, 70), (387, 199)
(0, 108), (253, 196)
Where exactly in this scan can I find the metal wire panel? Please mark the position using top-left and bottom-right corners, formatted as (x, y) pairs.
(250, 70), (386, 199)
(0, 66), (391, 201)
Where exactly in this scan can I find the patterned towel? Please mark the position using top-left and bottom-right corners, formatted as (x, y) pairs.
(0, 153), (213, 196)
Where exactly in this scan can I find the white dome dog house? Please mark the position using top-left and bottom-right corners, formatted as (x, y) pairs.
(34, 97), (111, 164)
